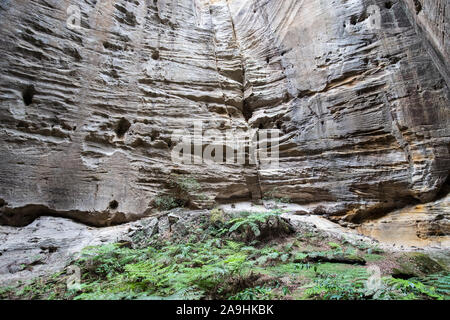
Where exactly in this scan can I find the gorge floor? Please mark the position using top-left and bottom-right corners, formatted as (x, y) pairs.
(1, 208), (449, 300)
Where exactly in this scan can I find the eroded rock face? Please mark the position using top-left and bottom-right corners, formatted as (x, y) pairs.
(0, 215), (158, 285)
(358, 193), (450, 247)
(229, 0), (449, 221)
(402, 0), (449, 83)
(0, 0), (448, 227)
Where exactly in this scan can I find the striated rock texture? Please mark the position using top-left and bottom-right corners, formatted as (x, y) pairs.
(0, 0), (449, 229)
(402, 0), (449, 83)
(358, 193), (450, 248)
(0, 216), (146, 285)
(228, 0), (449, 222)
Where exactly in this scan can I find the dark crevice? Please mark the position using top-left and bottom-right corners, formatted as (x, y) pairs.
(434, 175), (450, 201)
(347, 196), (421, 224)
(392, 270), (415, 280)
(413, 0), (422, 14)
(0, 204), (146, 228)
(114, 117), (131, 138)
(215, 191), (252, 204)
(108, 200), (119, 210)
(22, 85), (36, 106)
(242, 99), (253, 122)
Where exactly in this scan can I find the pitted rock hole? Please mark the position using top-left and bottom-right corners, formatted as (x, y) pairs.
(413, 0), (422, 14)
(114, 118), (131, 138)
(22, 85), (36, 106)
(109, 200), (119, 210)
(152, 50), (160, 60)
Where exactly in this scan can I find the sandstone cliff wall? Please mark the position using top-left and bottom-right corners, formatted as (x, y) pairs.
(0, 0), (448, 227)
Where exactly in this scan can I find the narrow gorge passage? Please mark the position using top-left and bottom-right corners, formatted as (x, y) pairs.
(0, 0), (448, 302)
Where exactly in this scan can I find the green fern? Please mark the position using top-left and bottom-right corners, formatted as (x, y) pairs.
(383, 277), (444, 300)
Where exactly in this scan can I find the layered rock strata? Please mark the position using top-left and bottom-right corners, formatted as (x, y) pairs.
(0, 0), (448, 229)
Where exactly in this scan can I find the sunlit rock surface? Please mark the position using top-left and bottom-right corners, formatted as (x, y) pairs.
(358, 193), (450, 247)
(0, 0), (448, 230)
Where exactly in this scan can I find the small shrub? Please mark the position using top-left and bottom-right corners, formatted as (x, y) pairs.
(304, 273), (366, 300)
(217, 211), (293, 243)
(153, 175), (201, 211)
(172, 175), (201, 193)
(382, 277), (444, 300)
(228, 286), (273, 300)
(210, 208), (225, 225)
(263, 188), (291, 204)
(154, 195), (183, 211)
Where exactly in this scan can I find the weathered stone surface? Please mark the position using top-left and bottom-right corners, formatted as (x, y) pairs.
(0, 216), (142, 285)
(358, 192), (450, 248)
(1, 208), (446, 285)
(402, 0), (449, 84)
(0, 0), (448, 229)
(0, 0), (250, 225)
(228, 0), (449, 222)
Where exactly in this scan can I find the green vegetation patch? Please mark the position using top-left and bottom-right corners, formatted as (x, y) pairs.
(1, 210), (449, 301)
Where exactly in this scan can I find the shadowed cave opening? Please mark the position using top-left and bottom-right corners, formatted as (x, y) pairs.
(114, 117), (131, 138)
(22, 85), (35, 106)
(435, 175), (450, 201)
(108, 200), (119, 210)
(242, 100), (253, 122)
(413, 0), (422, 14)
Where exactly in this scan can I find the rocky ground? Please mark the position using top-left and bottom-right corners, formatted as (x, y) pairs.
(0, 0), (448, 301)
(1, 0), (449, 227)
(1, 204), (448, 300)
